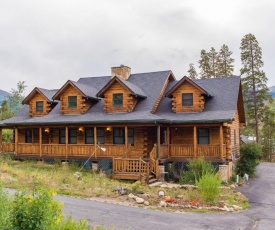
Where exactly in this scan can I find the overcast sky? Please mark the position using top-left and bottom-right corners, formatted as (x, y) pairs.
(1, 0), (274, 94)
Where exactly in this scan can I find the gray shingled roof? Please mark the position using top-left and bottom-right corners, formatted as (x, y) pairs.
(70, 81), (99, 100)
(116, 78), (147, 98)
(0, 72), (242, 126)
(155, 76), (241, 123)
(38, 88), (58, 102)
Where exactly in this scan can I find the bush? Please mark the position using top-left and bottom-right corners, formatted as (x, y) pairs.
(0, 187), (12, 229)
(196, 173), (221, 204)
(236, 142), (262, 177)
(179, 157), (216, 184)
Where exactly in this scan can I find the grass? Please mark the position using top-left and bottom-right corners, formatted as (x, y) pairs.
(0, 155), (249, 211)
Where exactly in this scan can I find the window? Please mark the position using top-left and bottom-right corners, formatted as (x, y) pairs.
(25, 130), (32, 143)
(113, 128), (125, 144)
(68, 96), (77, 108)
(97, 128), (105, 144)
(36, 101), (43, 113)
(198, 128), (209, 144)
(113, 93), (123, 107)
(182, 93), (193, 106)
(59, 129), (66, 144)
(128, 128), (134, 145)
(69, 129), (77, 144)
(85, 128), (94, 144)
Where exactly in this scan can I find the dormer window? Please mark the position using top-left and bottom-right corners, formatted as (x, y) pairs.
(68, 96), (77, 109)
(182, 93), (193, 106)
(36, 101), (44, 113)
(113, 93), (123, 107)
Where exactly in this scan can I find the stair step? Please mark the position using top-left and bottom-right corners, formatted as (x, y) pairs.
(148, 178), (158, 184)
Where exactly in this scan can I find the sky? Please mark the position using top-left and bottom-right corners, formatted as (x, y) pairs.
(0, 0), (274, 95)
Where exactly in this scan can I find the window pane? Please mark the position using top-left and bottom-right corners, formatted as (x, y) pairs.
(59, 129), (66, 144)
(97, 128), (104, 144)
(182, 93), (193, 106)
(113, 94), (123, 107)
(198, 128), (209, 144)
(25, 130), (32, 143)
(85, 128), (94, 144)
(113, 128), (124, 144)
(128, 128), (134, 145)
(68, 96), (77, 108)
(36, 101), (43, 113)
(69, 129), (77, 144)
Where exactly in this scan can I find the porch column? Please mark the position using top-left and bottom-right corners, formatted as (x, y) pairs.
(39, 128), (42, 158)
(15, 128), (18, 155)
(94, 127), (97, 158)
(0, 128), (2, 152)
(65, 127), (68, 161)
(193, 126), (197, 157)
(167, 126), (170, 158)
(157, 125), (160, 159)
(125, 126), (128, 157)
(220, 125), (224, 159)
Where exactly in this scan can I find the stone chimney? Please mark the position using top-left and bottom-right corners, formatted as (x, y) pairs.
(111, 65), (131, 80)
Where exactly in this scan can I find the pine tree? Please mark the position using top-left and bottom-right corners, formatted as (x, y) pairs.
(7, 81), (27, 114)
(198, 50), (211, 79)
(187, 63), (198, 80)
(208, 47), (219, 78)
(217, 44), (234, 77)
(240, 33), (271, 142)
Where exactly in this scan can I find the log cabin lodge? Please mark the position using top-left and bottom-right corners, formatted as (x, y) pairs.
(0, 65), (245, 182)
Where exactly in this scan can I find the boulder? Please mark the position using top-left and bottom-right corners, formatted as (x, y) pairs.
(135, 197), (145, 204)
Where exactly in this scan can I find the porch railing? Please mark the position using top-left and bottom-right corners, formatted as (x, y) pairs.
(169, 144), (194, 157)
(1, 143), (15, 152)
(149, 145), (159, 179)
(17, 143), (40, 154)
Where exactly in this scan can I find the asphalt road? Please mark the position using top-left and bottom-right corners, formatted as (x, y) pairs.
(5, 162), (275, 229)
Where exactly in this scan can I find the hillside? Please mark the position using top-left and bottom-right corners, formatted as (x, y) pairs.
(0, 89), (10, 105)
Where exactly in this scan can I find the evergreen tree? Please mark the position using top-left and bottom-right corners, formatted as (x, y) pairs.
(0, 100), (13, 120)
(208, 47), (219, 78)
(7, 81), (27, 114)
(217, 44), (235, 77)
(198, 50), (211, 79)
(240, 33), (271, 142)
(187, 63), (198, 80)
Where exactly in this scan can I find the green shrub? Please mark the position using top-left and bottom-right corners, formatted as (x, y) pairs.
(179, 157), (216, 184)
(0, 187), (12, 229)
(237, 142), (262, 177)
(196, 173), (221, 204)
(131, 181), (142, 193)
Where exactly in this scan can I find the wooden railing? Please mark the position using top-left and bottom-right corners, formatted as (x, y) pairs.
(1, 143), (15, 152)
(42, 144), (66, 156)
(96, 144), (127, 158)
(160, 145), (169, 159)
(149, 145), (159, 179)
(197, 145), (221, 157)
(17, 143), (40, 154)
(113, 157), (149, 181)
(170, 144), (194, 157)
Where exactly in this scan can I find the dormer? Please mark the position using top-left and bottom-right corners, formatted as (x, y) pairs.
(97, 76), (147, 113)
(165, 76), (211, 113)
(22, 88), (58, 117)
(52, 80), (100, 114)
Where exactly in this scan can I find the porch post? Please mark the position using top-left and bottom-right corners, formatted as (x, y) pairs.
(220, 125), (224, 159)
(0, 128), (2, 152)
(39, 128), (42, 158)
(15, 128), (18, 155)
(167, 126), (170, 158)
(94, 127), (97, 158)
(65, 127), (68, 161)
(193, 126), (197, 157)
(157, 125), (160, 159)
(125, 126), (128, 157)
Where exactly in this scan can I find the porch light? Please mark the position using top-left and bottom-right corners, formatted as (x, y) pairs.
(78, 127), (84, 133)
(44, 128), (50, 133)
(106, 127), (111, 132)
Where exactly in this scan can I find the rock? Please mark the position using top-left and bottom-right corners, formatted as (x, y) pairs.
(217, 200), (225, 208)
(128, 193), (137, 200)
(159, 201), (167, 207)
(211, 206), (220, 210)
(230, 184), (236, 188)
(114, 186), (128, 195)
(228, 208), (234, 212)
(176, 195), (183, 199)
(135, 197), (144, 204)
(158, 190), (165, 197)
(144, 201), (149, 206)
(232, 205), (243, 211)
(236, 192), (242, 196)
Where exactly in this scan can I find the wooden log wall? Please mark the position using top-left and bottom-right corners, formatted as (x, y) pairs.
(29, 92), (52, 117)
(103, 81), (137, 113)
(171, 81), (205, 113)
(60, 85), (92, 114)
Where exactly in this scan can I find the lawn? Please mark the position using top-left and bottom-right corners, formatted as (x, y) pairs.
(0, 154), (249, 212)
